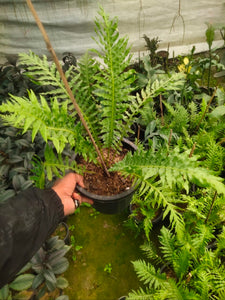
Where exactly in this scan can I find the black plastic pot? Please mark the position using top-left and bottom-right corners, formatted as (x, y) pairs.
(77, 185), (136, 214)
(129, 203), (163, 225)
(76, 138), (137, 214)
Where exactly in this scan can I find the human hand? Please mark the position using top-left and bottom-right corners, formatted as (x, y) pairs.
(52, 173), (93, 216)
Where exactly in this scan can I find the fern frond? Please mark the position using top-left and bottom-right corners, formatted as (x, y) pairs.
(163, 102), (189, 134)
(19, 51), (74, 100)
(140, 242), (164, 266)
(91, 6), (137, 151)
(71, 52), (102, 148)
(204, 140), (225, 173)
(159, 227), (177, 264)
(215, 227), (225, 256)
(43, 145), (78, 181)
(135, 73), (186, 132)
(191, 224), (214, 257)
(111, 146), (225, 234)
(0, 90), (95, 158)
(212, 265), (225, 296)
(111, 146), (225, 196)
(127, 287), (156, 300)
(132, 259), (167, 289)
(174, 250), (191, 280)
(192, 269), (212, 299)
(148, 72), (185, 96)
(164, 279), (198, 300)
(30, 145), (78, 185)
(188, 101), (202, 131)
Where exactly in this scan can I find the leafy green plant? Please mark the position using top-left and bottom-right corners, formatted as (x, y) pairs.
(30, 236), (70, 299)
(70, 234), (83, 262)
(142, 35), (160, 67)
(104, 263), (112, 275)
(111, 145), (225, 237)
(128, 194), (163, 240)
(0, 123), (41, 201)
(0, 263), (34, 300)
(127, 225), (225, 300)
(0, 236), (70, 300)
(136, 55), (165, 89)
(0, 7), (185, 187)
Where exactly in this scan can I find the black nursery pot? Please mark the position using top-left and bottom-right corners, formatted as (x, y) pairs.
(76, 138), (137, 215)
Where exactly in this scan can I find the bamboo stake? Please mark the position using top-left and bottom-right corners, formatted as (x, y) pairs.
(26, 0), (110, 177)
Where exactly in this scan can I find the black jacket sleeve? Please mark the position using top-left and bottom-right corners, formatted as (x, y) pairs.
(0, 187), (64, 288)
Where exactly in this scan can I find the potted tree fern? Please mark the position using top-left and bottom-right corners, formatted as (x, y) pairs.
(1, 6), (225, 221)
(0, 6), (185, 214)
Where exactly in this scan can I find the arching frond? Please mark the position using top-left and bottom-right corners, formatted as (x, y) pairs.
(132, 259), (167, 289)
(19, 51), (76, 100)
(140, 242), (164, 266)
(127, 287), (157, 300)
(0, 90), (95, 159)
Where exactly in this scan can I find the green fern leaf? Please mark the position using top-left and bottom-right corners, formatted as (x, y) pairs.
(90, 6), (137, 151)
(18, 51), (72, 100)
(140, 242), (164, 266)
(127, 287), (156, 300)
(159, 227), (177, 264)
(0, 90), (94, 158)
(132, 259), (167, 289)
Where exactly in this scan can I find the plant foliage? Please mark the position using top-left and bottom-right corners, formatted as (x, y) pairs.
(127, 225), (225, 300)
(111, 146), (225, 236)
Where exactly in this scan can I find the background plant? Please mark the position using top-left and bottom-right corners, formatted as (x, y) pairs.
(30, 236), (70, 299)
(127, 225), (225, 300)
(0, 236), (70, 300)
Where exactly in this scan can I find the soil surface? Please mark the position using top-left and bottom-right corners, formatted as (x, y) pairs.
(77, 148), (133, 196)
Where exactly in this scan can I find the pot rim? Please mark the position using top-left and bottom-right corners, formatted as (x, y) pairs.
(76, 184), (137, 201)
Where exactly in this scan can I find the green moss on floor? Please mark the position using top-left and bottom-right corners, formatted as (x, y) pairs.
(64, 206), (145, 300)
